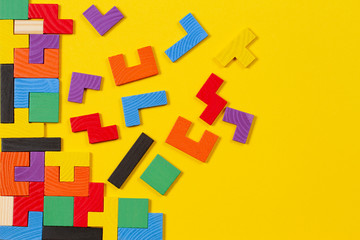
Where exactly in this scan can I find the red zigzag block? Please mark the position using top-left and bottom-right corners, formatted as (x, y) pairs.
(70, 113), (119, 144)
(196, 73), (227, 125)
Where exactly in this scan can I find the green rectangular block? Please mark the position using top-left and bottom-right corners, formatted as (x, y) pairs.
(44, 196), (74, 227)
(118, 198), (148, 228)
(140, 154), (181, 195)
(0, 0), (29, 20)
(29, 92), (59, 123)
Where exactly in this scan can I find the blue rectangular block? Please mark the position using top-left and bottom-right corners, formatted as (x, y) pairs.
(165, 13), (208, 62)
(117, 213), (163, 240)
(0, 212), (43, 240)
(14, 78), (59, 108)
(122, 91), (167, 127)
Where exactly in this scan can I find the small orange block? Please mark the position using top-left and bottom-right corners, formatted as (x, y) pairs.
(166, 116), (219, 162)
(44, 166), (89, 197)
(14, 48), (59, 78)
(0, 152), (29, 196)
(108, 46), (158, 86)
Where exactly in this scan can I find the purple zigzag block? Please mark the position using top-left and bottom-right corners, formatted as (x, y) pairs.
(15, 152), (45, 182)
(68, 72), (102, 103)
(29, 35), (60, 64)
(83, 5), (124, 36)
(223, 107), (254, 143)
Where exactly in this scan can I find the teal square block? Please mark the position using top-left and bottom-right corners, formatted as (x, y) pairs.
(140, 155), (181, 195)
(118, 198), (148, 228)
(44, 196), (74, 226)
(29, 92), (59, 123)
(0, 0), (29, 20)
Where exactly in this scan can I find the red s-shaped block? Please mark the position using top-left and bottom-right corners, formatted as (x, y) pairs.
(196, 73), (227, 125)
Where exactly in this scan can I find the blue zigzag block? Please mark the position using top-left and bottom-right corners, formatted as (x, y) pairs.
(0, 212), (43, 240)
(165, 13), (208, 62)
(14, 78), (59, 108)
(118, 213), (163, 240)
(122, 91), (167, 127)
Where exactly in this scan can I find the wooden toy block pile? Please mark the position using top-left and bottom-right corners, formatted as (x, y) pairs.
(0, 1), (258, 239)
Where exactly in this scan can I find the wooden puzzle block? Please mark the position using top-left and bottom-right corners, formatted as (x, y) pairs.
(118, 198), (148, 228)
(45, 152), (90, 182)
(0, 196), (13, 226)
(88, 197), (118, 240)
(0, 0), (28, 20)
(14, 20), (44, 35)
(166, 116), (219, 162)
(13, 182), (44, 227)
(108, 133), (154, 188)
(0, 152), (29, 196)
(215, 29), (257, 67)
(196, 73), (227, 125)
(140, 155), (181, 195)
(222, 107), (254, 143)
(68, 72), (102, 103)
(42, 226), (103, 240)
(1, 64), (14, 123)
(29, 93), (59, 123)
(70, 113), (119, 144)
(74, 183), (104, 227)
(29, 34), (59, 64)
(83, 5), (124, 36)
(44, 196), (74, 226)
(0, 212), (43, 240)
(165, 13), (208, 62)
(14, 49), (59, 78)
(117, 213), (163, 240)
(0, 109), (44, 138)
(14, 78), (59, 108)
(15, 152), (44, 182)
(122, 91), (168, 127)
(0, 20), (28, 63)
(1, 138), (61, 152)
(45, 166), (89, 197)
(109, 46), (158, 86)
(28, 4), (73, 34)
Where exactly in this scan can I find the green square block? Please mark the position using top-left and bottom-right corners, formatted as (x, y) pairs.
(118, 198), (148, 228)
(140, 154), (181, 195)
(44, 196), (74, 226)
(0, 0), (29, 20)
(29, 92), (59, 123)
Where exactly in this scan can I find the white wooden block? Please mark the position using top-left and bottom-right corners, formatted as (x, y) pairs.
(14, 20), (44, 34)
(0, 196), (13, 226)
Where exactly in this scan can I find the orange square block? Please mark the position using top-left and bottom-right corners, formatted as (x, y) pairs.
(14, 48), (59, 78)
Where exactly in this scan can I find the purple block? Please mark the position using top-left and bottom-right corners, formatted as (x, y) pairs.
(83, 5), (124, 36)
(68, 72), (102, 103)
(29, 35), (60, 64)
(223, 107), (254, 143)
(15, 152), (45, 182)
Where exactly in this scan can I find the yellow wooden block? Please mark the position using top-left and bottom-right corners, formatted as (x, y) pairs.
(14, 20), (44, 35)
(88, 197), (118, 240)
(45, 152), (90, 182)
(0, 196), (13, 226)
(215, 28), (256, 67)
(0, 108), (44, 138)
(0, 20), (28, 63)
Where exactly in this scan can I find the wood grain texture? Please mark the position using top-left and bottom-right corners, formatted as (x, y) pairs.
(165, 116), (219, 162)
(15, 152), (45, 182)
(222, 107), (254, 143)
(70, 113), (102, 132)
(42, 226), (103, 240)
(1, 64), (14, 123)
(0, 196), (14, 226)
(0, 152), (29, 196)
(1, 138), (61, 152)
(29, 34), (59, 64)
(14, 20), (44, 34)
(68, 72), (102, 103)
(109, 46), (158, 86)
(44, 166), (89, 197)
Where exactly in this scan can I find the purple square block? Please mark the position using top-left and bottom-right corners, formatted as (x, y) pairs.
(15, 152), (45, 182)
(83, 5), (124, 36)
(68, 72), (102, 103)
(29, 35), (60, 64)
(223, 107), (254, 143)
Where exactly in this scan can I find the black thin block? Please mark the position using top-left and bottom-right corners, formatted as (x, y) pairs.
(1, 64), (14, 123)
(42, 226), (103, 240)
(1, 138), (61, 152)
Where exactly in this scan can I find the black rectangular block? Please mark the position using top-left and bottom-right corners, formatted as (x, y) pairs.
(1, 64), (14, 123)
(1, 138), (62, 152)
(108, 132), (154, 188)
(42, 226), (103, 240)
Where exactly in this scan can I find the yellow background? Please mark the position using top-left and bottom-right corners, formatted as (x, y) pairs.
(8, 0), (360, 239)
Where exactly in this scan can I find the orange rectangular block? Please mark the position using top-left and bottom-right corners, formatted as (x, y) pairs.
(14, 48), (59, 78)
(0, 152), (29, 196)
(44, 166), (89, 197)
